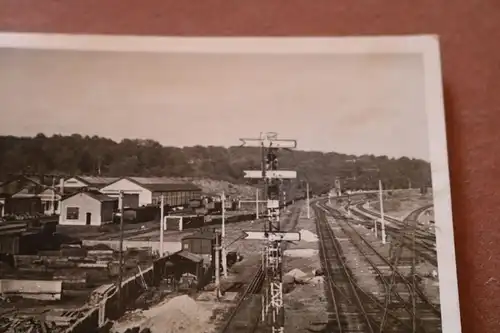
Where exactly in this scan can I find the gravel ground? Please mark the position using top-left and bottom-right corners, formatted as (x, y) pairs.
(197, 204), (305, 332)
(283, 207), (329, 333)
(327, 217), (387, 301)
(333, 198), (441, 309)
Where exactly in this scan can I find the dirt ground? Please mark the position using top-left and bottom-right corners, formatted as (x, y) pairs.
(111, 206), (301, 333)
(112, 292), (221, 333)
(57, 211), (257, 242)
(56, 220), (161, 240)
(108, 203), (333, 333)
(282, 208), (329, 333)
(331, 198), (441, 309)
(371, 190), (434, 219)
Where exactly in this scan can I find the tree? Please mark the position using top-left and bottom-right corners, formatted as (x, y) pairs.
(0, 134), (432, 194)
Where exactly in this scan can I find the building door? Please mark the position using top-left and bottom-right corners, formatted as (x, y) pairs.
(122, 194), (139, 208)
(86, 212), (91, 225)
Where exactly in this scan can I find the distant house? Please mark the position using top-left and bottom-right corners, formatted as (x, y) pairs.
(100, 177), (202, 208)
(0, 175), (45, 197)
(59, 189), (117, 226)
(11, 186), (61, 215)
(58, 176), (119, 195)
(0, 175), (58, 216)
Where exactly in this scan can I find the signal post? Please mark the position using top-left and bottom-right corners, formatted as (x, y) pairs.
(240, 133), (300, 333)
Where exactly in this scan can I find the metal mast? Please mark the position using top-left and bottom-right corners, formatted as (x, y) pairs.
(240, 132), (299, 333)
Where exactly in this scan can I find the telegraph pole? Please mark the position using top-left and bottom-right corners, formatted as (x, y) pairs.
(51, 176), (56, 215)
(256, 188), (260, 219)
(306, 182), (310, 219)
(117, 190), (125, 313)
(160, 194), (165, 256)
(240, 133), (300, 333)
(379, 179), (387, 244)
(346, 194), (351, 217)
(215, 230), (221, 298)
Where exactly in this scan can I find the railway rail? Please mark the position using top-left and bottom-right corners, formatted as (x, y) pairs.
(319, 202), (441, 329)
(357, 203), (435, 241)
(313, 200), (442, 333)
(218, 204), (302, 333)
(350, 203), (437, 267)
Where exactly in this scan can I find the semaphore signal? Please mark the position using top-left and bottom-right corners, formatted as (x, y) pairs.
(240, 132), (298, 333)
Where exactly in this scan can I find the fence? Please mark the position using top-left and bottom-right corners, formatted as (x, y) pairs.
(64, 255), (171, 333)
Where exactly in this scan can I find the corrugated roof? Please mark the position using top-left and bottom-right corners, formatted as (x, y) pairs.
(125, 177), (201, 192)
(175, 250), (203, 263)
(0, 176), (45, 195)
(128, 177), (177, 184)
(78, 176), (119, 186)
(85, 191), (117, 202)
(62, 189), (117, 202)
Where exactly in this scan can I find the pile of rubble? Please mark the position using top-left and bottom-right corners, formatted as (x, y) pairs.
(0, 308), (88, 333)
(113, 295), (213, 333)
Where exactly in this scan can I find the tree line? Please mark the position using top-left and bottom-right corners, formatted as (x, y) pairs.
(0, 134), (432, 194)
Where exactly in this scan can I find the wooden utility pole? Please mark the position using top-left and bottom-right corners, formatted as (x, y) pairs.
(117, 190), (125, 312)
(215, 230), (221, 298)
(51, 176), (56, 215)
(256, 188), (259, 219)
(306, 182), (310, 219)
(346, 194), (351, 218)
(221, 192), (228, 278)
(379, 179), (387, 244)
(160, 194), (165, 257)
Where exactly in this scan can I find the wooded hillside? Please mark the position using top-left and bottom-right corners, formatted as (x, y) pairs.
(0, 134), (432, 194)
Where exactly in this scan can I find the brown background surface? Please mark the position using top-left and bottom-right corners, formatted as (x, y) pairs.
(1, 1), (499, 332)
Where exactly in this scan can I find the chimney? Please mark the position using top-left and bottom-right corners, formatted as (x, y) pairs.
(59, 178), (65, 196)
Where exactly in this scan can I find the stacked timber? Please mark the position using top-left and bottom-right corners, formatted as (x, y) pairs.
(87, 248), (114, 259)
(60, 247), (88, 257)
(54, 270), (88, 290)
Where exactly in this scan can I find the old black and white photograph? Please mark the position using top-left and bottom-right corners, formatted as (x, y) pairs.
(0, 34), (461, 333)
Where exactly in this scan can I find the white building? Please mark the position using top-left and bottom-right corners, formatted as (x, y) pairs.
(59, 190), (116, 226)
(100, 177), (202, 208)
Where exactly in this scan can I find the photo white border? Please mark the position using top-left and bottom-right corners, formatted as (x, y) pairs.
(0, 32), (461, 333)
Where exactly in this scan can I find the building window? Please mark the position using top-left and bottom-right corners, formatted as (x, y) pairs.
(66, 207), (79, 220)
(183, 243), (189, 250)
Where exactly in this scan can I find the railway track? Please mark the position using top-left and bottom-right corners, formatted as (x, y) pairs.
(313, 200), (442, 333)
(218, 204), (302, 333)
(355, 203), (435, 243)
(350, 203), (437, 267)
(314, 203), (377, 333)
(219, 266), (265, 333)
(319, 202), (441, 333)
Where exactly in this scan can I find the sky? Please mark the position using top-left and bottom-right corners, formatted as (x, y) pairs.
(0, 48), (429, 160)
